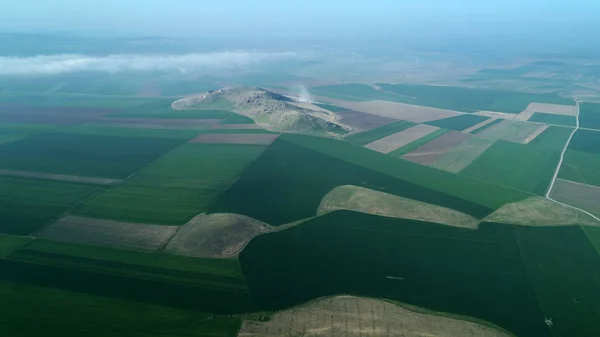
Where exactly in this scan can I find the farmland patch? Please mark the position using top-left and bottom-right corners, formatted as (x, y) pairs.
(461, 140), (559, 195)
(388, 128), (449, 157)
(463, 117), (500, 133)
(318, 185), (479, 228)
(0, 104), (117, 124)
(0, 235), (33, 257)
(239, 211), (550, 337)
(37, 216), (178, 251)
(0, 132), (184, 179)
(428, 137), (495, 173)
(425, 114), (490, 131)
(56, 124), (201, 139)
(210, 123), (261, 130)
(331, 100), (461, 122)
(345, 120), (415, 145)
(578, 102), (600, 129)
(523, 102), (576, 116)
(76, 143), (267, 225)
(568, 129), (600, 155)
(190, 133), (279, 145)
(528, 112), (576, 127)
(550, 179), (600, 218)
(528, 126), (573, 149)
(402, 131), (471, 166)
(165, 213), (272, 258)
(336, 109), (398, 133)
(0, 169), (120, 185)
(239, 295), (511, 337)
(365, 124), (439, 153)
(558, 149), (600, 187)
(478, 120), (548, 143)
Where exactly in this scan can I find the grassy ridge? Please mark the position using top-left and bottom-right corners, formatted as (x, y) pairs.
(345, 120), (415, 145)
(514, 226), (600, 337)
(528, 112), (576, 127)
(0, 177), (104, 235)
(76, 143), (267, 225)
(239, 211), (550, 337)
(461, 141), (560, 195)
(425, 114), (490, 131)
(0, 132), (184, 179)
(0, 280), (241, 337)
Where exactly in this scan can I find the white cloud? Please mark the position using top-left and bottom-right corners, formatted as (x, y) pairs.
(0, 51), (297, 75)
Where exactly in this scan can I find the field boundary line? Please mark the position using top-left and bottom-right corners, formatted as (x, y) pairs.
(545, 97), (600, 222)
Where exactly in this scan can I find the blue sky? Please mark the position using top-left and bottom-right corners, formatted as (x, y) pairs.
(0, 0), (597, 38)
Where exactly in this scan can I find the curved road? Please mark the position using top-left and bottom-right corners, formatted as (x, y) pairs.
(545, 98), (600, 222)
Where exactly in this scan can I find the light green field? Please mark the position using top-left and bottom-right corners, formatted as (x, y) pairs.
(429, 137), (495, 173)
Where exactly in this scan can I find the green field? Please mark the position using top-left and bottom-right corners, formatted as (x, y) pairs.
(579, 102), (600, 129)
(470, 118), (502, 134)
(0, 234), (33, 257)
(558, 149), (600, 187)
(239, 211), (550, 337)
(0, 132), (184, 178)
(313, 103), (348, 112)
(461, 140), (560, 195)
(0, 280), (241, 337)
(310, 84), (406, 102)
(528, 112), (576, 127)
(568, 129), (600, 154)
(105, 100), (232, 119)
(528, 126), (573, 149)
(212, 135), (531, 224)
(513, 226), (600, 337)
(56, 123), (203, 139)
(76, 143), (267, 225)
(344, 120), (415, 145)
(582, 226), (600, 254)
(388, 128), (449, 156)
(1, 239), (255, 314)
(219, 112), (255, 124)
(0, 91), (154, 108)
(0, 176), (104, 235)
(425, 114), (490, 131)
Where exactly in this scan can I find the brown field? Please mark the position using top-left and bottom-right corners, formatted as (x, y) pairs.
(365, 124), (439, 153)
(325, 99), (462, 123)
(402, 131), (471, 165)
(336, 109), (397, 134)
(239, 296), (511, 337)
(477, 120), (546, 143)
(0, 169), (120, 185)
(36, 216), (178, 251)
(0, 104), (117, 125)
(521, 102), (576, 117)
(318, 185), (479, 229)
(210, 124), (261, 130)
(164, 213), (272, 258)
(550, 179), (600, 218)
(462, 118), (499, 133)
(484, 196), (599, 227)
(190, 133), (279, 145)
(429, 137), (495, 173)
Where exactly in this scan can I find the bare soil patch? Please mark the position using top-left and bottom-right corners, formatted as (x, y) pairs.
(550, 179), (600, 219)
(478, 120), (546, 143)
(37, 216), (178, 251)
(365, 124), (439, 153)
(522, 124), (549, 143)
(0, 169), (120, 185)
(336, 109), (397, 134)
(164, 213), (272, 258)
(326, 99), (462, 123)
(239, 295), (511, 337)
(402, 131), (471, 165)
(523, 103), (576, 116)
(484, 196), (599, 227)
(318, 185), (479, 229)
(463, 118), (500, 133)
(0, 104), (117, 125)
(429, 137), (495, 173)
(190, 133), (279, 145)
(210, 124), (262, 130)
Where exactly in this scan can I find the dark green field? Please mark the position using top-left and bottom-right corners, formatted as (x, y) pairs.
(558, 149), (600, 186)
(528, 126), (573, 149)
(76, 143), (267, 224)
(310, 83), (406, 102)
(0, 132), (184, 178)
(579, 102), (600, 129)
(345, 120), (415, 145)
(57, 123), (203, 139)
(0, 177), (104, 235)
(425, 114), (490, 131)
(0, 91), (154, 108)
(568, 129), (600, 154)
(528, 112), (576, 127)
(461, 140), (560, 195)
(388, 128), (449, 157)
(470, 118), (503, 134)
(105, 100), (232, 119)
(219, 112), (255, 124)
(239, 211), (551, 337)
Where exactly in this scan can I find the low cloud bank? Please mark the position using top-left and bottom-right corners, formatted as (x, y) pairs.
(0, 51), (296, 75)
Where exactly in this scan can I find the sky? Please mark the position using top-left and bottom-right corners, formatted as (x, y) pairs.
(0, 0), (598, 38)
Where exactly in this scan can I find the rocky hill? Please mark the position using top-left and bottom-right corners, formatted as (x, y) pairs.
(172, 86), (351, 136)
